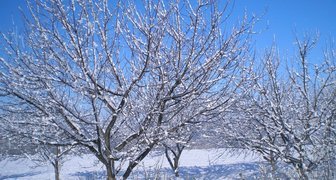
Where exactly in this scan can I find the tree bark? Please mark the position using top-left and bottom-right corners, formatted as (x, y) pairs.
(54, 147), (60, 180)
(297, 165), (309, 180)
(54, 160), (60, 180)
(173, 156), (180, 177)
(105, 160), (116, 180)
(123, 144), (154, 179)
(270, 151), (276, 179)
(174, 168), (179, 177)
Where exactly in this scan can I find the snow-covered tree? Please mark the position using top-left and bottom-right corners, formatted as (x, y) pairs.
(163, 126), (193, 177)
(0, 113), (75, 180)
(31, 144), (74, 180)
(224, 37), (336, 179)
(0, 0), (254, 179)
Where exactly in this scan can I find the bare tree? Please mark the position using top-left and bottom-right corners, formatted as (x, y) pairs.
(31, 144), (74, 180)
(163, 127), (193, 177)
(0, 115), (75, 180)
(0, 0), (254, 179)
(224, 37), (336, 179)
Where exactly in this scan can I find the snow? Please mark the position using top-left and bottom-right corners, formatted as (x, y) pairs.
(0, 148), (262, 179)
(142, 148), (260, 168)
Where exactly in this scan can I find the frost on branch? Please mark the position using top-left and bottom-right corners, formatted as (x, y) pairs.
(219, 37), (336, 179)
(0, 0), (255, 179)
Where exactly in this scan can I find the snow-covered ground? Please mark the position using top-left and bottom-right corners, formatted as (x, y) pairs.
(0, 148), (263, 179)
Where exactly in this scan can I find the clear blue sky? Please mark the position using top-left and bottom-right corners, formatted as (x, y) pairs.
(0, 0), (335, 63)
(232, 0), (336, 62)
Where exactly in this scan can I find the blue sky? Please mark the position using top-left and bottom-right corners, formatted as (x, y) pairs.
(232, 0), (336, 62)
(0, 0), (335, 63)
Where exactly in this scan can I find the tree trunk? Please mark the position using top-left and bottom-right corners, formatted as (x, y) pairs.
(54, 147), (60, 180)
(173, 157), (179, 177)
(123, 145), (154, 179)
(106, 160), (116, 180)
(174, 168), (179, 177)
(297, 166), (309, 180)
(270, 161), (276, 179)
(54, 159), (60, 180)
(270, 151), (276, 179)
